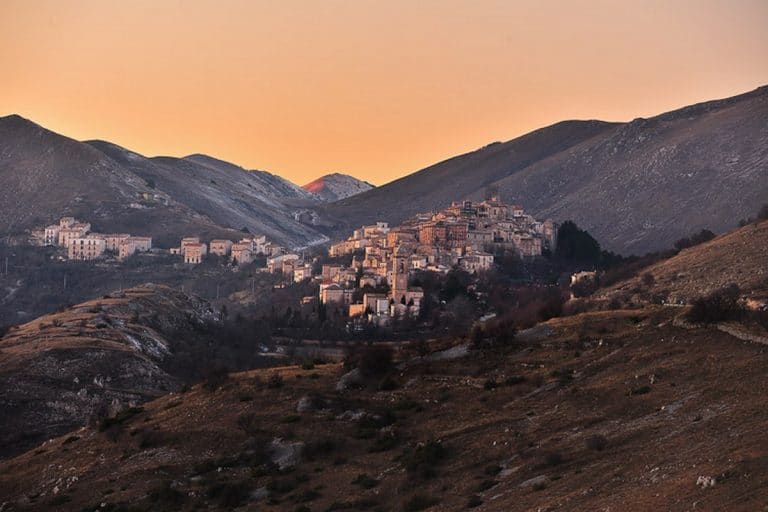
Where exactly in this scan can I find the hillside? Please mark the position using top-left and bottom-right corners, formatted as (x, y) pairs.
(303, 173), (374, 202)
(1, 307), (767, 510)
(324, 86), (768, 254)
(0, 284), (222, 459)
(87, 141), (326, 248)
(0, 115), (328, 249)
(596, 219), (768, 306)
(184, 154), (315, 203)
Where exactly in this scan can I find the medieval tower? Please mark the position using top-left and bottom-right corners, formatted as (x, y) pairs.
(391, 245), (409, 304)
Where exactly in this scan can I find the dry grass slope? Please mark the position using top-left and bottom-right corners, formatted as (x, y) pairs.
(1, 308), (766, 511)
(598, 219), (768, 305)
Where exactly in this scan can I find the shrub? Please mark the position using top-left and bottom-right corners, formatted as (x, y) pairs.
(403, 440), (448, 479)
(475, 479), (497, 492)
(628, 385), (651, 396)
(394, 398), (423, 412)
(504, 375), (526, 386)
(351, 473), (378, 489)
(136, 429), (168, 450)
(294, 489), (321, 503)
(469, 324), (485, 348)
(403, 494), (440, 512)
(674, 229), (716, 251)
(206, 481), (251, 508)
(47, 494), (71, 506)
(345, 344), (394, 377)
(304, 437), (342, 461)
(543, 451), (564, 467)
(585, 434), (608, 451)
(354, 412), (395, 440)
(326, 497), (381, 510)
(148, 480), (186, 507)
(467, 495), (483, 508)
(486, 317), (517, 345)
(369, 429), (400, 452)
(751, 309), (768, 330)
(686, 284), (743, 324)
(555, 221), (602, 264)
(267, 373), (284, 389)
(202, 367), (230, 391)
(571, 275), (598, 298)
(377, 374), (400, 391)
(98, 407), (144, 432)
(641, 272), (655, 287)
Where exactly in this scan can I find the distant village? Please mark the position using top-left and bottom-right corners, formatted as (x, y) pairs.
(304, 195), (557, 325)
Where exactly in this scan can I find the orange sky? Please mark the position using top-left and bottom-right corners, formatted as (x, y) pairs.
(1, 0), (767, 186)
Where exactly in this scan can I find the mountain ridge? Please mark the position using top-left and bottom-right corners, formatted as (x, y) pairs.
(0, 114), (328, 249)
(322, 85), (768, 254)
(3, 84), (766, 253)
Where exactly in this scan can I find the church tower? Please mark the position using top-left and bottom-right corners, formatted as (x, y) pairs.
(391, 245), (409, 304)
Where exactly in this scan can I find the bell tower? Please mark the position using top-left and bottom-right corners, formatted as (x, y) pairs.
(391, 245), (409, 304)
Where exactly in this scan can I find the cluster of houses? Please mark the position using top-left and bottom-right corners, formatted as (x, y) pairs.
(38, 217), (152, 260)
(169, 235), (284, 265)
(310, 196), (557, 325)
(330, 195), (557, 261)
(33, 217), (289, 267)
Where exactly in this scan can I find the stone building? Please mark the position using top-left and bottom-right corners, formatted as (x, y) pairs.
(231, 243), (253, 265)
(293, 264), (313, 282)
(184, 242), (207, 264)
(460, 251), (494, 273)
(445, 221), (468, 248)
(58, 222), (90, 247)
(68, 237), (106, 260)
(268, 253), (300, 273)
(102, 234), (131, 252)
(389, 245), (424, 314)
(119, 236), (152, 260)
(209, 239), (233, 257)
(44, 225), (61, 246)
(320, 282), (344, 304)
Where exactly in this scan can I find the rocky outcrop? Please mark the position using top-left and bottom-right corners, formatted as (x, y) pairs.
(0, 284), (219, 459)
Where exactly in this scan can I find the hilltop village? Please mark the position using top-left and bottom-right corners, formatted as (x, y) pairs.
(305, 196), (557, 324)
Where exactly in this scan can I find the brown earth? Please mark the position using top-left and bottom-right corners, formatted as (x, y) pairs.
(1, 307), (766, 511)
(596, 219), (768, 306)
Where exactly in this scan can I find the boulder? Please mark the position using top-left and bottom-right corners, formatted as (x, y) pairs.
(336, 368), (363, 391)
(268, 438), (304, 470)
(519, 475), (549, 489)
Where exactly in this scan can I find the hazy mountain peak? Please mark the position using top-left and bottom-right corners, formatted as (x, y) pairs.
(303, 173), (374, 202)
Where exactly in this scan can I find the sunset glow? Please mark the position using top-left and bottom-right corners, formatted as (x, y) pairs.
(1, 0), (767, 185)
